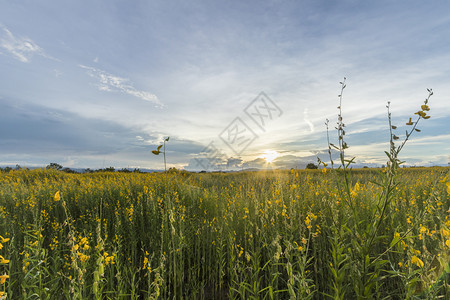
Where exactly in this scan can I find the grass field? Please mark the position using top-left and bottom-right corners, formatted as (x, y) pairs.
(0, 166), (449, 299)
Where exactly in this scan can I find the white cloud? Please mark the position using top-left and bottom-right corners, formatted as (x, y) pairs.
(0, 25), (50, 62)
(79, 65), (161, 105)
(53, 69), (63, 77)
(303, 107), (314, 133)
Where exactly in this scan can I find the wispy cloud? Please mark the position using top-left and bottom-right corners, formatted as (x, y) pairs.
(79, 65), (161, 105)
(0, 24), (51, 62)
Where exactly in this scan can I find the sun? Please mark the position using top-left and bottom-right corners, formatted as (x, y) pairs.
(261, 150), (279, 163)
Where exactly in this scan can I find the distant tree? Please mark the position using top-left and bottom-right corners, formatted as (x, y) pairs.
(306, 163), (318, 170)
(118, 168), (131, 173)
(62, 167), (77, 174)
(363, 166), (369, 168)
(1, 166), (12, 173)
(47, 163), (63, 170)
(104, 167), (115, 172)
(168, 167), (179, 173)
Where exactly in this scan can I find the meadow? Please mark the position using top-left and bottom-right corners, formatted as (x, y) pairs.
(1, 84), (449, 299)
(0, 166), (449, 299)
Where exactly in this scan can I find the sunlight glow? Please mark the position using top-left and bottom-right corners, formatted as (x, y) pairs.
(261, 150), (279, 163)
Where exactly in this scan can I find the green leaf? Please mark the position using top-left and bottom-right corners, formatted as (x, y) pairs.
(384, 151), (392, 159)
(389, 235), (401, 248)
(330, 143), (339, 150)
(157, 145), (163, 151)
(152, 150), (160, 155)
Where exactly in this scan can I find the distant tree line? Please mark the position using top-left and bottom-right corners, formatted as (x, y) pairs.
(0, 164), (26, 172)
(0, 163), (145, 174)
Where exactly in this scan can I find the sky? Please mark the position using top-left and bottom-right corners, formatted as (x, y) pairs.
(0, 0), (449, 171)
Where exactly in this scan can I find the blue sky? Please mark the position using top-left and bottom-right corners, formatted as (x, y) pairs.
(0, 0), (449, 170)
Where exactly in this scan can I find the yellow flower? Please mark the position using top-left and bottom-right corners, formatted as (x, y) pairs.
(420, 225), (427, 234)
(406, 117), (413, 125)
(414, 110), (427, 118)
(351, 182), (360, 197)
(293, 241), (303, 252)
(399, 240), (407, 250)
(411, 255), (424, 268)
(79, 253), (90, 263)
(143, 256), (149, 269)
(0, 236), (9, 243)
(446, 239), (450, 248)
(103, 252), (115, 265)
(322, 168), (327, 174)
(442, 228), (450, 238)
(421, 104), (430, 111)
(446, 182), (450, 194)
(0, 255), (9, 264)
(0, 274), (9, 284)
(54, 191), (60, 201)
(305, 216), (311, 226)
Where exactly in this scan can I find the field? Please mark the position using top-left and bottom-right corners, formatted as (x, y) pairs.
(0, 167), (449, 299)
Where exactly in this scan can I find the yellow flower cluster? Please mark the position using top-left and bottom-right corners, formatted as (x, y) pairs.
(411, 255), (424, 268)
(0, 236), (9, 298)
(73, 237), (90, 263)
(442, 228), (450, 248)
(350, 182), (361, 197)
(305, 212), (317, 230)
(142, 251), (151, 272)
(103, 252), (115, 265)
